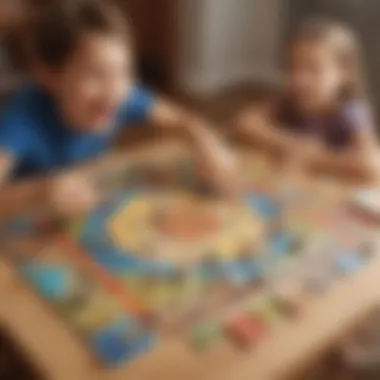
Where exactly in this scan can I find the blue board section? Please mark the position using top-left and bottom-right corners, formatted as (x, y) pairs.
(20, 261), (157, 366)
(90, 317), (156, 366)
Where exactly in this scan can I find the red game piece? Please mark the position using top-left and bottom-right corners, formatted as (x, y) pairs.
(225, 315), (267, 348)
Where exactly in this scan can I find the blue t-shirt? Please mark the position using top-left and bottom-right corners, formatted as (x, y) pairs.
(0, 83), (155, 179)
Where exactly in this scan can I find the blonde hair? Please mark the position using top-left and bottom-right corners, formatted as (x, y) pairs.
(293, 18), (368, 102)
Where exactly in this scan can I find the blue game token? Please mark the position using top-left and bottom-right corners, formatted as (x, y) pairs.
(247, 195), (279, 220)
(198, 260), (223, 282)
(223, 260), (262, 285)
(304, 273), (332, 294)
(270, 233), (294, 256)
(335, 253), (363, 275)
(139, 260), (175, 278)
(21, 264), (72, 300)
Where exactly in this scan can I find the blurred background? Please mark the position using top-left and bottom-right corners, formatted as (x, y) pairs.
(1, 0), (379, 121)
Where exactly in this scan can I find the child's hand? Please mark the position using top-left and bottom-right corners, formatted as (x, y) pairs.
(47, 172), (100, 217)
(284, 137), (322, 172)
(235, 108), (267, 136)
(197, 138), (242, 199)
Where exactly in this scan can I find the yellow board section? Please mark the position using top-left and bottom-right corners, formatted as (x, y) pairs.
(107, 191), (263, 265)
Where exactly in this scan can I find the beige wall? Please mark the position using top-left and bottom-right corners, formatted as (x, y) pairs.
(177, 0), (283, 96)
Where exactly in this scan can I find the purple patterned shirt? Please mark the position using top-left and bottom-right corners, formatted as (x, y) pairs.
(277, 99), (373, 149)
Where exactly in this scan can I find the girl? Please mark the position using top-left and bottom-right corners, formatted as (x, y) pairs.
(237, 18), (379, 179)
(0, 0), (237, 216)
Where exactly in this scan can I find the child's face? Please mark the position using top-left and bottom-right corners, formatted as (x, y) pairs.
(286, 40), (344, 113)
(42, 33), (133, 132)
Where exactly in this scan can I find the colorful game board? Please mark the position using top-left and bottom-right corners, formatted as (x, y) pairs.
(2, 154), (377, 366)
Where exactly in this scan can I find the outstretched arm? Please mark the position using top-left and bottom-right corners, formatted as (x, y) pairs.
(235, 103), (302, 155)
(0, 150), (14, 185)
(148, 97), (239, 197)
(235, 103), (380, 180)
(308, 128), (380, 180)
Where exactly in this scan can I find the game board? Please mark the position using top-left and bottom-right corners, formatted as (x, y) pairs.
(2, 149), (378, 369)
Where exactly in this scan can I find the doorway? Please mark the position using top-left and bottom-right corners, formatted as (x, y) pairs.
(120, 0), (177, 91)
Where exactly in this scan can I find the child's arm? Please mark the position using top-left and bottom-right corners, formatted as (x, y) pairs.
(236, 103), (379, 179)
(147, 97), (239, 196)
(302, 103), (379, 179)
(0, 150), (15, 185)
(308, 128), (379, 179)
(236, 103), (309, 155)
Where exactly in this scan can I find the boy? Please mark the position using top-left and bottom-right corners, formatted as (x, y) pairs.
(0, 0), (237, 215)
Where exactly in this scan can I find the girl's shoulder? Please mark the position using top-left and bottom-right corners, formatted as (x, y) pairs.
(339, 98), (373, 130)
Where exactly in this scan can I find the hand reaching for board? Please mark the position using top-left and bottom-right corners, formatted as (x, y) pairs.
(47, 172), (101, 217)
(196, 144), (242, 200)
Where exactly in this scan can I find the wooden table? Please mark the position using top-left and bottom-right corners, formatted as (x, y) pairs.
(0, 141), (380, 380)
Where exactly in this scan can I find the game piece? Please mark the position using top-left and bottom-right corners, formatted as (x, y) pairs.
(289, 235), (307, 255)
(250, 298), (282, 326)
(334, 253), (363, 276)
(225, 315), (267, 348)
(272, 297), (299, 318)
(248, 195), (279, 221)
(190, 323), (222, 349)
(270, 281), (304, 317)
(224, 260), (262, 287)
(64, 272), (98, 311)
(270, 231), (294, 257)
(303, 273), (332, 294)
(199, 254), (222, 283)
(358, 241), (375, 260)
(21, 263), (73, 301)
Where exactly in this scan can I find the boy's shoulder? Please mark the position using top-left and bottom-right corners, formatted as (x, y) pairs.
(1, 83), (49, 124)
(5, 82), (47, 109)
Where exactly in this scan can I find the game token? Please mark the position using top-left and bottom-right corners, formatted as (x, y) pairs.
(270, 232), (294, 257)
(21, 263), (73, 301)
(272, 297), (299, 318)
(250, 298), (282, 326)
(225, 315), (267, 348)
(358, 241), (375, 260)
(190, 323), (222, 349)
(224, 261), (262, 287)
(303, 273), (332, 294)
(289, 235), (307, 255)
(270, 281), (304, 317)
(334, 254), (363, 276)
(64, 272), (96, 311)
(248, 195), (279, 221)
